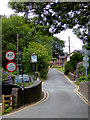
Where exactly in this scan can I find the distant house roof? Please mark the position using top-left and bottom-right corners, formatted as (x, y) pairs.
(67, 50), (82, 57)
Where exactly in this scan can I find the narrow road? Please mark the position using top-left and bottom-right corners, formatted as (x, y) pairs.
(3, 68), (88, 118)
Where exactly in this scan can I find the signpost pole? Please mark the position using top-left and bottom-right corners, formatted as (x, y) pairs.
(17, 34), (19, 82)
(34, 63), (36, 78)
(86, 67), (87, 78)
(20, 51), (24, 104)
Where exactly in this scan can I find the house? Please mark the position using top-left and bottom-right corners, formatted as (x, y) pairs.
(53, 52), (68, 67)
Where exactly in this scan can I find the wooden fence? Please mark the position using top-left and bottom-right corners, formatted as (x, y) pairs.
(2, 94), (12, 113)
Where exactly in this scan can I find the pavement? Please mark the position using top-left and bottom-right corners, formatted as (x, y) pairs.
(2, 68), (89, 119)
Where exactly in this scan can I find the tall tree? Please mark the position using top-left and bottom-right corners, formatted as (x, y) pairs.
(52, 37), (65, 58)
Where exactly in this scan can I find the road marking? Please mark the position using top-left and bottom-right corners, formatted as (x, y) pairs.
(3, 91), (49, 117)
(59, 70), (90, 105)
(64, 74), (90, 105)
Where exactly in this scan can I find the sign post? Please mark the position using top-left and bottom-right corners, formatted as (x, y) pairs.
(82, 46), (89, 77)
(31, 54), (37, 77)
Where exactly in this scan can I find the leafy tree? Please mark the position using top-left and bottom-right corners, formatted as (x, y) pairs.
(2, 15), (55, 69)
(23, 41), (50, 79)
(8, 2), (89, 44)
(52, 37), (65, 58)
(30, 34), (54, 57)
(70, 52), (83, 72)
(2, 15), (32, 69)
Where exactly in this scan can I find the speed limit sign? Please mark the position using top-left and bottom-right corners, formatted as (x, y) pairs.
(6, 62), (17, 72)
(5, 50), (16, 61)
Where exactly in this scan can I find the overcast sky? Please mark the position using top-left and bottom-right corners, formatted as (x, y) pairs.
(0, 0), (83, 53)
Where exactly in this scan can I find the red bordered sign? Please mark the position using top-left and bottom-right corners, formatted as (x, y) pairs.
(6, 62), (17, 72)
(5, 50), (16, 61)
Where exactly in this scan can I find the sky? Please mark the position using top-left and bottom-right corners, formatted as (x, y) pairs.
(0, 0), (83, 53)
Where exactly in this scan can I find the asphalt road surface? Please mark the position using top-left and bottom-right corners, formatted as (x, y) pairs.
(3, 68), (88, 118)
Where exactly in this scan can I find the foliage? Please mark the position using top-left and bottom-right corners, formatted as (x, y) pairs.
(74, 61), (85, 80)
(8, 2), (89, 45)
(51, 58), (57, 61)
(31, 34), (54, 56)
(2, 15), (31, 69)
(4, 107), (12, 114)
(1, 69), (15, 84)
(79, 74), (90, 82)
(23, 42), (50, 80)
(64, 61), (73, 75)
(75, 79), (80, 86)
(70, 52), (83, 72)
(2, 15), (60, 71)
(58, 67), (64, 73)
(52, 37), (65, 58)
(79, 76), (86, 82)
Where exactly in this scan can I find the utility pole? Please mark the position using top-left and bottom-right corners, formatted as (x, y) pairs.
(17, 33), (19, 77)
(68, 36), (70, 54)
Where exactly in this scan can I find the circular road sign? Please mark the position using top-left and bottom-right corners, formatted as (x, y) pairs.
(6, 62), (17, 72)
(83, 62), (89, 68)
(5, 50), (16, 61)
(83, 55), (89, 61)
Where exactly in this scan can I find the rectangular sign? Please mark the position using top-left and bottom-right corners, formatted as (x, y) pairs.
(31, 54), (37, 63)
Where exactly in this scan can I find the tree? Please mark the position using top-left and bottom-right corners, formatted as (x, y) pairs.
(8, 2), (89, 44)
(23, 41), (50, 79)
(52, 37), (65, 58)
(2, 15), (55, 70)
(2, 15), (32, 69)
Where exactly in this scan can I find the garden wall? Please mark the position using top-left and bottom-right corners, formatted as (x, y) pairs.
(12, 81), (42, 107)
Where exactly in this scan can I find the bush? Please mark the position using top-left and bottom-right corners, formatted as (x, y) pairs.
(70, 52), (83, 72)
(79, 74), (90, 82)
(64, 61), (73, 75)
(74, 61), (85, 81)
(79, 76), (86, 82)
(85, 74), (90, 81)
(2, 69), (14, 84)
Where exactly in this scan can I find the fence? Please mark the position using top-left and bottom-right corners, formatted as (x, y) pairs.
(2, 94), (12, 113)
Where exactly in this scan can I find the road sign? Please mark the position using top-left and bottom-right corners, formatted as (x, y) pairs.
(83, 55), (89, 61)
(5, 50), (16, 61)
(31, 54), (37, 63)
(6, 62), (17, 72)
(82, 47), (90, 56)
(83, 62), (89, 68)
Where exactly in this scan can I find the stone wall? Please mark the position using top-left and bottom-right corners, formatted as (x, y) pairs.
(12, 87), (23, 108)
(12, 81), (42, 107)
(79, 81), (90, 100)
(24, 81), (42, 104)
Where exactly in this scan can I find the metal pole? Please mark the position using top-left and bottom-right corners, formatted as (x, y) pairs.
(68, 36), (70, 54)
(86, 67), (87, 77)
(34, 63), (36, 78)
(17, 34), (19, 82)
(20, 51), (24, 104)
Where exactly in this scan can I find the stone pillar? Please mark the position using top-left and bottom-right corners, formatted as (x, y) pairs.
(12, 88), (23, 108)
